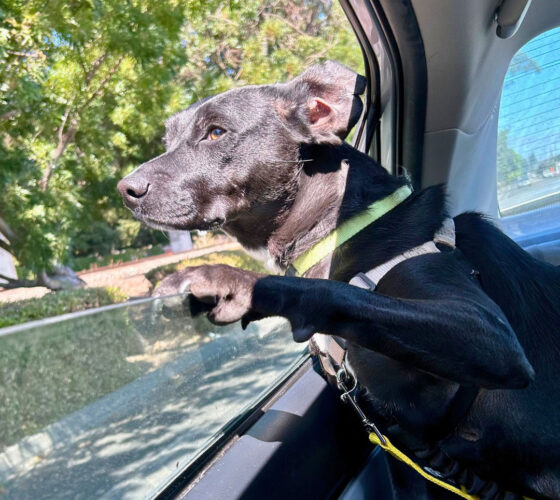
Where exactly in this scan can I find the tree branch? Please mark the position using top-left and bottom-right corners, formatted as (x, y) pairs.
(0, 216), (17, 243)
(85, 52), (109, 85)
(0, 238), (12, 253)
(39, 54), (124, 192)
(6, 50), (45, 60)
(79, 54), (125, 112)
(0, 110), (18, 121)
(40, 108), (77, 192)
(262, 12), (308, 36)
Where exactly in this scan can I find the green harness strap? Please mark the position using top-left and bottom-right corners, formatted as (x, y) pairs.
(291, 185), (413, 276)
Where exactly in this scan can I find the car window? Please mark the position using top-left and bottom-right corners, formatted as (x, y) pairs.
(0, 297), (305, 499)
(497, 27), (560, 218)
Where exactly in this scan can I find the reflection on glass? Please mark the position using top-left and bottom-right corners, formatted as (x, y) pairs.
(0, 296), (304, 499)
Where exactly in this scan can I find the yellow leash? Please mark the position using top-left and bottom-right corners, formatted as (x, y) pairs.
(368, 432), (534, 500)
(368, 432), (479, 500)
(335, 367), (533, 500)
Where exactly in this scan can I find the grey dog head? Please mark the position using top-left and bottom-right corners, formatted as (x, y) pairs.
(117, 61), (366, 233)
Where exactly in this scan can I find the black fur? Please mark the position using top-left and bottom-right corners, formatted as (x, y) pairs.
(119, 61), (560, 499)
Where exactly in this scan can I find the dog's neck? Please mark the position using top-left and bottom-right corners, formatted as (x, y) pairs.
(266, 144), (402, 272)
(226, 143), (446, 277)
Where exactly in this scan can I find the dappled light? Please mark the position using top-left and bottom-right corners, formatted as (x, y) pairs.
(0, 299), (304, 499)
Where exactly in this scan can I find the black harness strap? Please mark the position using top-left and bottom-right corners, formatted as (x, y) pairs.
(426, 384), (480, 442)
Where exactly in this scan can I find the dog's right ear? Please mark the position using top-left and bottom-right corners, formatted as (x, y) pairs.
(276, 60), (366, 146)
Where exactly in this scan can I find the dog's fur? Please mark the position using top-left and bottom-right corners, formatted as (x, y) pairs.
(118, 61), (560, 498)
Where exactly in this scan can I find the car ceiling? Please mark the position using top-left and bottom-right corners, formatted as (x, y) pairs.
(410, 0), (560, 217)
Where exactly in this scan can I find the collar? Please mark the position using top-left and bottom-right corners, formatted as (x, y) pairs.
(287, 185), (413, 277)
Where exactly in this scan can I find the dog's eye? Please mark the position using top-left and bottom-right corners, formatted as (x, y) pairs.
(207, 127), (226, 141)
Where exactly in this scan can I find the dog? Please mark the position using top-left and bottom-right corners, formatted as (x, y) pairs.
(118, 61), (560, 499)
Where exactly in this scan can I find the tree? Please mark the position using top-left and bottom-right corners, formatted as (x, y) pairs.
(497, 129), (524, 185)
(0, 0), (363, 287)
(0, 0), (186, 282)
(180, 0), (363, 98)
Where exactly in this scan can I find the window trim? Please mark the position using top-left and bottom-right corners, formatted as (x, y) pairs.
(341, 0), (427, 187)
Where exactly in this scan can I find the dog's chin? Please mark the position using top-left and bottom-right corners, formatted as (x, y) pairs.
(133, 212), (225, 232)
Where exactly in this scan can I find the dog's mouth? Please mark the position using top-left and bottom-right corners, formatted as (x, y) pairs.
(133, 211), (225, 232)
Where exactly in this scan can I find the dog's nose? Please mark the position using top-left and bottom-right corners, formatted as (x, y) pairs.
(117, 176), (150, 208)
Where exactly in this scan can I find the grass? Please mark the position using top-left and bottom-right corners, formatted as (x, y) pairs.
(145, 249), (269, 288)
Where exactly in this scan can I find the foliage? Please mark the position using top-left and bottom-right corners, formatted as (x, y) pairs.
(145, 249), (269, 288)
(0, 0), (186, 275)
(507, 50), (541, 77)
(497, 129), (525, 185)
(68, 218), (167, 264)
(0, 0), (363, 278)
(70, 244), (165, 272)
(180, 0), (363, 98)
(0, 287), (127, 328)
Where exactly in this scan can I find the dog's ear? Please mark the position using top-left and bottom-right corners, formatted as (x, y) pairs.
(277, 60), (366, 145)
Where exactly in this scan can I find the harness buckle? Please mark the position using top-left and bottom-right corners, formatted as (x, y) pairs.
(336, 367), (386, 445)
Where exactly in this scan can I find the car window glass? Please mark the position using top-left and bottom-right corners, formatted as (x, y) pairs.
(0, 297), (305, 499)
(497, 27), (560, 217)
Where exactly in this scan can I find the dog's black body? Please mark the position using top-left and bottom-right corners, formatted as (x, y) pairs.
(118, 62), (560, 498)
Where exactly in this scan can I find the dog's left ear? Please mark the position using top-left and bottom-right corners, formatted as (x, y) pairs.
(277, 60), (367, 145)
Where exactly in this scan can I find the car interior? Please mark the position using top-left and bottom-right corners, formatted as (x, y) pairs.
(153, 1), (560, 498)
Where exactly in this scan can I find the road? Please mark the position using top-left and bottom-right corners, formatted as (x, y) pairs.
(499, 176), (560, 214)
(0, 305), (304, 500)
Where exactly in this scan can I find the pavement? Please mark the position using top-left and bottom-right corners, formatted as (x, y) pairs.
(0, 241), (241, 303)
(499, 176), (560, 214)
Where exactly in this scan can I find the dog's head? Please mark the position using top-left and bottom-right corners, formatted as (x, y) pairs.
(117, 61), (366, 232)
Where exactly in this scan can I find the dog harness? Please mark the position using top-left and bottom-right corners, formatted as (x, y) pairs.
(312, 217), (456, 379)
(287, 190), (533, 500)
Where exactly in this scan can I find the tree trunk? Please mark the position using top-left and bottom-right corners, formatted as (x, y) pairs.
(39, 113), (78, 192)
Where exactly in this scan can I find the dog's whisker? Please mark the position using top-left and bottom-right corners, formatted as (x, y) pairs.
(269, 159), (314, 164)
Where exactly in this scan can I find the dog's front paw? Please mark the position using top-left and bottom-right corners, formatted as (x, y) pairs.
(152, 271), (193, 297)
(154, 265), (265, 325)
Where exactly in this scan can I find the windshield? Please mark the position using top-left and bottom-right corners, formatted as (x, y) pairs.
(0, 297), (305, 499)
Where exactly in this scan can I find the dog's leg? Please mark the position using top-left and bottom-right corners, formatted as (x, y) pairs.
(250, 275), (534, 390)
(168, 262), (534, 390)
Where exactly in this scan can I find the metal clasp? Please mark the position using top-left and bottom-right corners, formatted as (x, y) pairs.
(336, 367), (386, 445)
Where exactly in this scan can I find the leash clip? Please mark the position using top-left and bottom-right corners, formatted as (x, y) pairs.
(336, 367), (386, 445)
